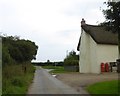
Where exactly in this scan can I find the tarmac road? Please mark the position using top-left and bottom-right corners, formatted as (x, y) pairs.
(27, 66), (87, 94)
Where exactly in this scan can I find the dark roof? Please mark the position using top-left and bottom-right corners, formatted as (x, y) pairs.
(77, 24), (118, 51)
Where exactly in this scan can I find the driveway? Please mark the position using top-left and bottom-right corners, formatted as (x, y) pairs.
(27, 66), (88, 94)
(56, 72), (118, 92)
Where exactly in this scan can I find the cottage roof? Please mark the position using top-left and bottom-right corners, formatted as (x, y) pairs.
(77, 24), (118, 51)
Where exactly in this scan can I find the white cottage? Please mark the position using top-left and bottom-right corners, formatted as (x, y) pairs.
(77, 19), (118, 74)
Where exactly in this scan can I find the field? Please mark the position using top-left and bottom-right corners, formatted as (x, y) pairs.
(42, 65), (69, 73)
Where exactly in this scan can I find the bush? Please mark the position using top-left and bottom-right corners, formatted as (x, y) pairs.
(64, 50), (79, 66)
(64, 60), (79, 66)
(64, 60), (79, 72)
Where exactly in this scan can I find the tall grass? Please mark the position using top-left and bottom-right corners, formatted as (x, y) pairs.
(0, 60), (2, 96)
(2, 63), (35, 95)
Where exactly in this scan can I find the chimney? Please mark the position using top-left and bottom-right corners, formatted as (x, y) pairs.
(81, 18), (86, 26)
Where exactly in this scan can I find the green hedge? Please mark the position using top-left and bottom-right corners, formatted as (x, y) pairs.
(64, 60), (79, 66)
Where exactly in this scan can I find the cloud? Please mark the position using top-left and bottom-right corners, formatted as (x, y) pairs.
(0, 0), (107, 61)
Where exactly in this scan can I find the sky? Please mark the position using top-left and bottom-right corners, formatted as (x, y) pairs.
(0, 0), (107, 62)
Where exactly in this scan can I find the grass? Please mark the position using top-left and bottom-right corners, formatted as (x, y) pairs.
(42, 65), (57, 69)
(86, 80), (119, 95)
(42, 66), (69, 73)
(0, 60), (2, 96)
(0, 65), (2, 96)
(0, 89), (1, 96)
(2, 63), (35, 95)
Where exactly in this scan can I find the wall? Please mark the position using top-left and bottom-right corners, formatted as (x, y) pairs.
(79, 29), (91, 73)
(97, 44), (118, 70)
(89, 35), (99, 73)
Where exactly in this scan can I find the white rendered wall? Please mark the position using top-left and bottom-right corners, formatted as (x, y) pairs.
(89, 35), (99, 73)
(79, 29), (91, 73)
(97, 44), (118, 67)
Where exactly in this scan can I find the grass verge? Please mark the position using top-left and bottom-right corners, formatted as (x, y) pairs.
(86, 80), (119, 95)
(2, 63), (35, 95)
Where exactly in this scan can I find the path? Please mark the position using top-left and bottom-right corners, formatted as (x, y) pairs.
(27, 66), (88, 95)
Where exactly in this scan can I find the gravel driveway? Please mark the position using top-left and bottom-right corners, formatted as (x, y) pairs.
(56, 72), (118, 92)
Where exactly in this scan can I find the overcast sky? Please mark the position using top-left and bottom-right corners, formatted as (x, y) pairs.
(0, 0), (107, 62)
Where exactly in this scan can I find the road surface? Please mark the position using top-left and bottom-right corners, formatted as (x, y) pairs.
(27, 66), (87, 94)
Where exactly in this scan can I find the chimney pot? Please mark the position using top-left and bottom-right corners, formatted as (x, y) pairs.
(81, 18), (86, 26)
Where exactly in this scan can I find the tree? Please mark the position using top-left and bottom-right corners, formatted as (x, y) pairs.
(16, 40), (38, 62)
(2, 45), (15, 66)
(2, 35), (38, 66)
(102, 1), (120, 58)
(64, 50), (79, 66)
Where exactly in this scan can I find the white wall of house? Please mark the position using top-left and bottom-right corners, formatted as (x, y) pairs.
(89, 34), (98, 73)
(79, 29), (118, 74)
(79, 29), (92, 73)
(97, 44), (118, 67)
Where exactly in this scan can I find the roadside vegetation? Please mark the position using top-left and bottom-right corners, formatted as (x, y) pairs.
(0, 60), (1, 96)
(86, 80), (119, 95)
(2, 35), (38, 95)
(64, 50), (79, 66)
(64, 50), (79, 72)
(41, 50), (79, 73)
(3, 63), (35, 95)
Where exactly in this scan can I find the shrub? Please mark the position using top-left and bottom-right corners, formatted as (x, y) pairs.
(64, 60), (79, 66)
(64, 50), (79, 66)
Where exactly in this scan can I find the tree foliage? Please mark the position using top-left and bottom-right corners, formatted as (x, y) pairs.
(102, 1), (120, 58)
(102, 1), (120, 33)
(64, 50), (79, 66)
(2, 35), (38, 66)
